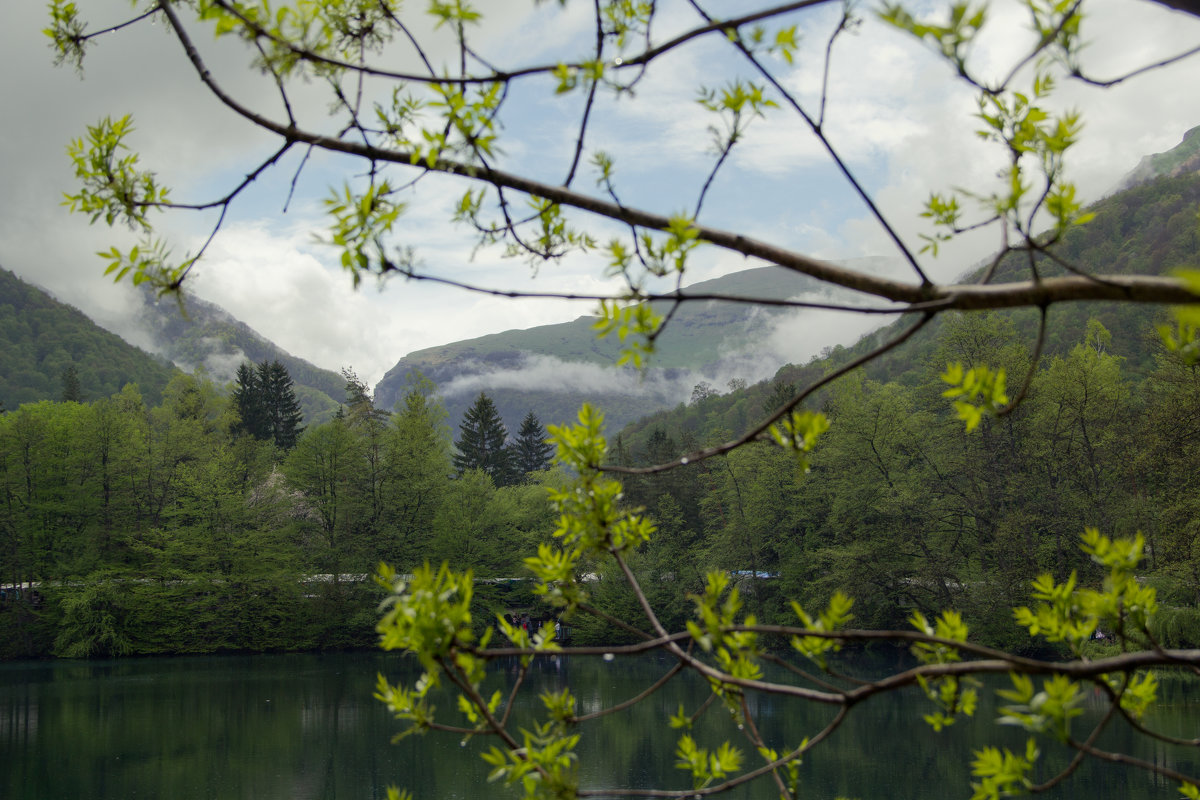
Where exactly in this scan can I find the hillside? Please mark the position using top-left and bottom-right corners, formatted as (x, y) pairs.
(0, 267), (177, 409)
(374, 257), (900, 434)
(129, 289), (345, 424)
(1118, 125), (1200, 191)
(616, 166), (1200, 456)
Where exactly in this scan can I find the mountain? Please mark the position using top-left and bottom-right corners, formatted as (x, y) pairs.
(372, 258), (902, 434)
(1118, 125), (1200, 190)
(124, 289), (345, 424)
(0, 267), (177, 409)
(0, 268), (345, 423)
(616, 162), (1200, 456)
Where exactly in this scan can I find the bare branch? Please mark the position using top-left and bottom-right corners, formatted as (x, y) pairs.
(572, 662), (685, 723)
(1071, 43), (1200, 86)
(155, 4), (1200, 317)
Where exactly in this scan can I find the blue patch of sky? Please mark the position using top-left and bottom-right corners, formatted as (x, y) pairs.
(168, 1), (916, 278)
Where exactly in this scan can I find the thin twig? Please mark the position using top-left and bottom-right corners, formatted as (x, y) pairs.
(997, 304), (1048, 417)
(1071, 44), (1200, 87)
(573, 662), (685, 723)
(1028, 693), (1117, 793)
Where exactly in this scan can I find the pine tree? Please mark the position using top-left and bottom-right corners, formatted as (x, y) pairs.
(453, 392), (514, 486)
(233, 360), (304, 449)
(259, 361), (304, 449)
(512, 410), (553, 477)
(232, 362), (268, 439)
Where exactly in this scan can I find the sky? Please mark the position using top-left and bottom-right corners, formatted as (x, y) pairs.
(2, 0), (1199, 389)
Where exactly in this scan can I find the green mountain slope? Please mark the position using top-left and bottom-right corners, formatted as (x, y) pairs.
(132, 289), (345, 424)
(617, 166), (1200, 455)
(0, 267), (177, 409)
(1118, 125), (1200, 190)
(374, 258), (898, 434)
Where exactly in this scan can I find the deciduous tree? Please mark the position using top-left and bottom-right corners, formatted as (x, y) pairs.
(380, 375), (452, 566)
(42, 0), (1200, 797)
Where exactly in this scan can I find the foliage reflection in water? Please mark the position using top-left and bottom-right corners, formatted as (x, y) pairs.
(2, 651), (1199, 799)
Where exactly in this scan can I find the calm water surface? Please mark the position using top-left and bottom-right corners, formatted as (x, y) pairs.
(2, 651), (1198, 799)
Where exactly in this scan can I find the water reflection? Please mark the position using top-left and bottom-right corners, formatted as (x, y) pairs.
(0, 652), (1196, 799)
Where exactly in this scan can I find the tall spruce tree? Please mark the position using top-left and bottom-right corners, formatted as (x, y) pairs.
(260, 361), (304, 449)
(453, 392), (514, 486)
(512, 410), (553, 477)
(232, 360), (304, 449)
(232, 362), (268, 439)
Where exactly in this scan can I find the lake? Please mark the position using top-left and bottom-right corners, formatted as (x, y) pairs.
(2, 650), (1199, 799)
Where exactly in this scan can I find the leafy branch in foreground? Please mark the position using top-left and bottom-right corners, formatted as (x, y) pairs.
(42, 1), (1200, 798)
(370, 407), (1200, 800)
(50, 0), (1200, 477)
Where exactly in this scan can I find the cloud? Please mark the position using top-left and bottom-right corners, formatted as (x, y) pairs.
(438, 354), (678, 399)
(175, 200), (638, 386)
(4, 0), (1199, 402)
(434, 275), (907, 410)
(196, 343), (251, 385)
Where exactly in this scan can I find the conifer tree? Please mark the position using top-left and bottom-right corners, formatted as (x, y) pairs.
(260, 361), (304, 449)
(512, 410), (553, 477)
(453, 393), (514, 486)
(232, 360), (304, 449)
(232, 362), (267, 439)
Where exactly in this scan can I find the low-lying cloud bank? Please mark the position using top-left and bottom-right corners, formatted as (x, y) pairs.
(435, 296), (897, 409)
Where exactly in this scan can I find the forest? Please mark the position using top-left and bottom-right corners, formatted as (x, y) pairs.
(4, 291), (1200, 662)
(3, 170), (1199, 661)
(3, 160), (1199, 665)
(609, 310), (1200, 650)
(0, 366), (559, 659)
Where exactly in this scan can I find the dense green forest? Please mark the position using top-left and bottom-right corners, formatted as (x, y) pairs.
(4, 172), (1200, 661)
(609, 312), (1200, 649)
(0, 372), (557, 659)
(6, 308), (1200, 659)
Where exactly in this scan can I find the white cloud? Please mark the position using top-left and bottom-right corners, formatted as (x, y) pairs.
(3, 0), (1199, 400)
(438, 354), (683, 399)
(183, 211), (620, 386)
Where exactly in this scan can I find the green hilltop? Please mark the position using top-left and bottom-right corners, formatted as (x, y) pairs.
(617, 164), (1200, 455)
(0, 269), (345, 424)
(373, 258), (898, 434)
